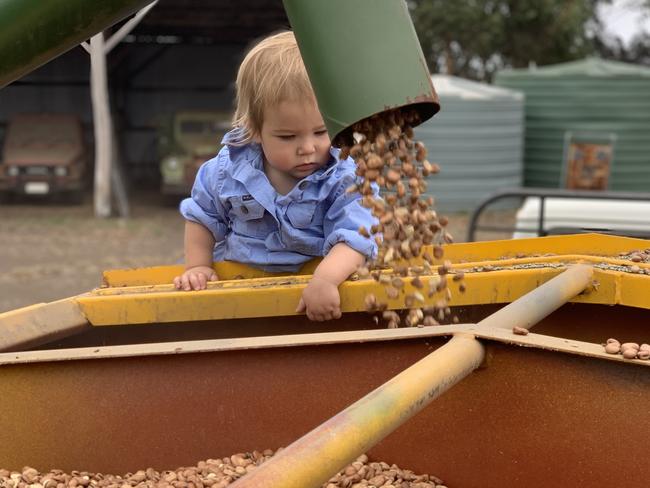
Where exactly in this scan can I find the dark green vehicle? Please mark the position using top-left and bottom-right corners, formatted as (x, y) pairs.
(159, 111), (231, 197)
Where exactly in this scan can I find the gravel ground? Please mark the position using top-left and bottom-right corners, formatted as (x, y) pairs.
(0, 192), (515, 313)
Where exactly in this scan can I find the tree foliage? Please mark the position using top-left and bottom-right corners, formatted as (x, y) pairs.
(410, 0), (611, 81)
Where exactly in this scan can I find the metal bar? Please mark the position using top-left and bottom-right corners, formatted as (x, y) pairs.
(229, 266), (592, 488)
(0, 0), (151, 88)
(538, 195), (546, 237)
(466, 187), (650, 242)
(479, 264), (593, 330)
(104, 0), (158, 54)
(230, 333), (485, 488)
(0, 299), (91, 352)
(3, 319), (648, 369)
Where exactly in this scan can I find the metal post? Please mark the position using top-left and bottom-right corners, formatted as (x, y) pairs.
(90, 33), (113, 218)
(230, 265), (593, 488)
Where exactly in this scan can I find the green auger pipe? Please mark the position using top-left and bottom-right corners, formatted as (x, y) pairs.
(0, 0), (151, 89)
(283, 0), (440, 143)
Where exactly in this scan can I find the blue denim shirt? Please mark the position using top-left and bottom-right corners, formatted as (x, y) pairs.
(180, 130), (378, 272)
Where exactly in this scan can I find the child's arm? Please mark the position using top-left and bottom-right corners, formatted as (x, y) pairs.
(296, 242), (365, 321)
(173, 220), (218, 291)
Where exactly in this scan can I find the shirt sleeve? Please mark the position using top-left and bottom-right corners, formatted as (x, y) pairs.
(322, 170), (379, 260)
(179, 156), (229, 241)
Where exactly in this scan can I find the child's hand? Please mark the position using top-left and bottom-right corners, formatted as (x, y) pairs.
(296, 276), (342, 321)
(173, 266), (218, 291)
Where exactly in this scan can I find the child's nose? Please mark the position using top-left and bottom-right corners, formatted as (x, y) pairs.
(297, 139), (316, 155)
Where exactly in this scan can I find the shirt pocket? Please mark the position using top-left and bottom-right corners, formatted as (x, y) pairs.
(228, 197), (272, 238)
(286, 200), (324, 229)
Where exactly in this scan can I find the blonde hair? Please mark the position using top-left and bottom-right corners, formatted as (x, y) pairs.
(232, 31), (316, 144)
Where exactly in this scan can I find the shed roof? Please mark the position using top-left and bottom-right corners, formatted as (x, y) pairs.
(130, 0), (288, 44)
(498, 57), (650, 78)
(432, 74), (523, 101)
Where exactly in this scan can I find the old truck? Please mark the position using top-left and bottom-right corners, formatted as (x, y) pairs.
(0, 113), (87, 203)
(159, 111), (231, 198)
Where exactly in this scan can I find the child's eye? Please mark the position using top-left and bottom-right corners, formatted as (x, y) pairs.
(277, 135), (295, 140)
(315, 130), (328, 136)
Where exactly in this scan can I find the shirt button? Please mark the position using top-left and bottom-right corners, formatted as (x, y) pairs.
(241, 206), (249, 214)
(298, 181), (308, 190)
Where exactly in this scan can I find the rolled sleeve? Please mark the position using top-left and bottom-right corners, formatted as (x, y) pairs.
(179, 158), (228, 241)
(323, 176), (378, 259)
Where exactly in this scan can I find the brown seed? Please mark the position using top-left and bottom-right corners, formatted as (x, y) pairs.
(350, 144), (363, 158)
(364, 169), (380, 181)
(622, 348), (639, 359)
(436, 275), (448, 292)
(604, 342), (620, 354)
(396, 180), (406, 197)
(380, 212), (394, 225)
(423, 316), (439, 327)
(411, 276), (424, 289)
(358, 226), (370, 238)
(366, 154), (384, 169)
(433, 245), (444, 259)
(512, 326), (529, 336)
(364, 294), (377, 312)
(382, 310), (399, 322)
(414, 142), (427, 162)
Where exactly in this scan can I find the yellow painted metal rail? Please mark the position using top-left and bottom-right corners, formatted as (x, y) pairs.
(80, 234), (650, 326)
(1, 234), (650, 350)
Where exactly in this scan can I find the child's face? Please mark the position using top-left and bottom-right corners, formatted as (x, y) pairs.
(256, 99), (331, 182)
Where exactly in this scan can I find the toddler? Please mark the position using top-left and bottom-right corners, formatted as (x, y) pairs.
(173, 31), (377, 321)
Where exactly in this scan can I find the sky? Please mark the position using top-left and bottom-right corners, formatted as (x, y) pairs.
(599, 0), (650, 45)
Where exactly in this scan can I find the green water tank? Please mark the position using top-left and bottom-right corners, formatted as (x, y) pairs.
(495, 57), (650, 190)
(414, 75), (524, 212)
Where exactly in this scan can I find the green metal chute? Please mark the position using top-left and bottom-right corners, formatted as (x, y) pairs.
(283, 0), (439, 142)
(0, 0), (151, 88)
